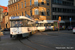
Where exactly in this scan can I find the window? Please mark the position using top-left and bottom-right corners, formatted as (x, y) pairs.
(16, 5), (17, 10)
(16, 13), (17, 16)
(14, 0), (15, 2)
(21, 2), (23, 8)
(11, 20), (26, 27)
(41, 9), (45, 16)
(41, 0), (44, 5)
(41, 2), (44, 5)
(8, 1), (10, 5)
(34, 0), (38, 6)
(22, 12), (23, 16)
(52, 0), (62, 4)
(52, 8), (55, 12)
(34, 9), (39, 15)
(46, 0), (49, 5)
(18, 4), (19, 9)
(15, 0), (17, 2)
(25, 11), (26, 16)
(13, 0), (14, 3)
(52, 0), (56, 3)
(30, 10), (32, 16)
(11, 1), (12, 4)
(25, 1), (26, 7)
(5, 9), (7, 10)
(47, 9), (50, 16)
(56, 16), (58, 20)
(30, 0), (32, 6)
(52, 15), (56, 20)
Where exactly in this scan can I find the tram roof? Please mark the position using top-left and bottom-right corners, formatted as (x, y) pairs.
(9, 16), (35, 22)
(36, 20), (65, 23)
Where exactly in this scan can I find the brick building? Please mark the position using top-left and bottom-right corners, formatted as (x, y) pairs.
(8, 0), (75, 27)
(0, 5), (8, 29)
(1, 12), (9, 29)
(8, 0), (51, 21)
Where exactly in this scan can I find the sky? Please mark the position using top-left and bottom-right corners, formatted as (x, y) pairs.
(0, 0), (8, 7)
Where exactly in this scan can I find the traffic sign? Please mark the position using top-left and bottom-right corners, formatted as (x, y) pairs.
(70, 18), (71, 22)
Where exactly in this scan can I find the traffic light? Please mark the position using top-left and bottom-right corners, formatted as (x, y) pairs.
(59, 16), (61, 21)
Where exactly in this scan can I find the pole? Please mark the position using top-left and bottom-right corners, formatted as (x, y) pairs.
(70, 18), (71, 26)
(70, 21), (71, 26)
(58, 21), (60, 33)
(0, 31), (1, 41)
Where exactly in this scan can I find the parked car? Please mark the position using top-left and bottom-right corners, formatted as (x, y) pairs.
(67, 26), (73, 30)
(73, 27), (75, 34)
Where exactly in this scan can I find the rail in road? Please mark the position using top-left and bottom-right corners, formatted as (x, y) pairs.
(19, 39), (37, 50)
(36, 32), (59, 36)
(19, 38), (53, 50)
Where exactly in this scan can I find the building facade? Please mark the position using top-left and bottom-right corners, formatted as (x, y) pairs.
(8, 0), (75, 27)
(1, 12), (9, 29)
(8, 0), (51, 20)
(0, 5), (8, 29)
(52, 0), (75, 27)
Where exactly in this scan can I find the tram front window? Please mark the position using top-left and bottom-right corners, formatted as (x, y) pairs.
(11, 21), (23, 27)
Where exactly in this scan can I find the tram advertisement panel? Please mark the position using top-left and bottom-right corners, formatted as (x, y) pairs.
(54, 21), (58, 29)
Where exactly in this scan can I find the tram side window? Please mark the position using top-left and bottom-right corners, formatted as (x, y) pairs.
(32, 24), (36, 27)
(22, 20), (27, 27)
(28, 24), (32, 27)
(45, 23), (53, 26)
(11, 21), (15, 27)
(35, 23), (39, 27)
(39, 23), (44, 26)
(11, 21), (23, 27)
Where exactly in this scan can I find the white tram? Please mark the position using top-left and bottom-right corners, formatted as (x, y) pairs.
(9, 16), (35, 39)
(28, 22), (37, 34)
(35, 20), (65, 31)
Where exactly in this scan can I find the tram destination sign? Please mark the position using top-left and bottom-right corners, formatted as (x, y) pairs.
(11, 16), (19, 19)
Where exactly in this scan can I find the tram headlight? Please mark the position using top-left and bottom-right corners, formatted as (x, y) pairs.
(12, 32), (13, 34)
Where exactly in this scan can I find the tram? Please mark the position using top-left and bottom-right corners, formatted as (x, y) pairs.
(35, 20), (65, 31)
(35, 20), (56, 31)
(28, 21), (37, 34)
(9, 16), (35, 39)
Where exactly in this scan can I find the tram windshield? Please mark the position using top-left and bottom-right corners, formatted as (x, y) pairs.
(10, 20), (29, 27)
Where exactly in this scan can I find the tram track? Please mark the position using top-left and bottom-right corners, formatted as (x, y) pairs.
(40, 32), (59, 36)
(19, 38), (52, 50)
(27, 38), (51, 49)
(19, 39), (37, 50)
(18, 32), (55, 50)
